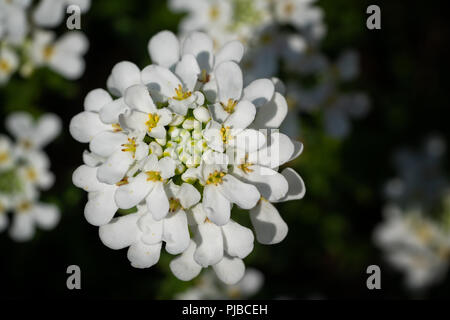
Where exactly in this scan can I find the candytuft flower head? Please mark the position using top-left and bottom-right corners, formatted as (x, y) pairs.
(0, 112), (61, 242)
(71, 30), (305, 284)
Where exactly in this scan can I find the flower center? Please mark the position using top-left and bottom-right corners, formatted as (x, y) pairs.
(206, 170), (225, 185)
(17, 201), (31, 212)
(220, 126), (232, 144)
(145, 171), (162, 182)
(0, 59), (11, 72)
(0, 151), (9, 163)
(209, 5), (220, 20)
(284, 2), (295, 15)
(145, 113), (160, 131)
(43, 45), (55, 61)
(121, 138), (137, 158)
(21, 139), (33, 150)
(221, 99), (238, 113)
(238, 162), (253, 173)
(173, 84), (192, 101)
(25, 167), (37, 182)
(112, 123), (122, 132)
(169, 197), (181, 212)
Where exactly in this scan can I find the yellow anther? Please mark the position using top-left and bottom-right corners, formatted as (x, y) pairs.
(206, 170), (225, 185)
(0, 151), (9, 163)
(173, 84), (192, 101)
(115, 177), (129, 186)
(26, 168), (37, 182)
(145, 171), (162, 182)
(238, 162), (253, 174)
(145, 113), (160, 131)
(204, 217), (212, 223)
(220, 126), (231, 144)
(0, 59), (11, 72)
(43, 45), (55, 61)
(221, 99), (238, 114)
(17, 201), (31, 212)
(21, 139), (33, 149)
(284, 2), (294, 15)
(121, 138), (137, 158)
(169, 198), (181, 212)
(209, 5), (220, 20)
(111, 123), (122, 132)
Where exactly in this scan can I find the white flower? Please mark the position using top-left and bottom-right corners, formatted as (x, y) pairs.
(0, 46), (19, 84)
(0, 112), (61, 241)
(29, 30), (89, 80)
(71, 30), (305, 285)
(0, 0), (30, 45)
(33, 0), (91, 28)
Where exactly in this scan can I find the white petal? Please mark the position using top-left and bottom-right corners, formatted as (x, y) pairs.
(148, 30), (180, 69)
(158, 157), (176, 180)
(111, 61), (142, 95)
(72, 165), (103, 192)
(115, 173), (153, 209)
(250, 199), (288, 244)
(224, 100), (256, 129)
(34, 114), (62, 147)
(175, 54), (200, 91)
(194, 222), (223, 267)
(99, 98), (130, 124)
(202, 185), (230, 226)
(222, 219), (254, 259)
(9, 211), (34, 242)
(99, 213), (141, 249)
(84, 88), (113, 112)
(220, 174), (260, 209)
(85, 187), (118, 226)
(89, 131), (127, 157)
(170, 240), (202, 281)
(33, 0), (65, 27)
(124, 84), (157, 113)
(178, 183), (201, 209)
(275, 168), (306, 202)
(49, 50), (85, 80)
(146, 182), (170, 220)
(163, 210), (190, 254)
(54, 31), (88, 55)
(141, 65), (182, 99)
(215, 40), (245, 67)
(232, 129), (266, 153)
(31, 203), (60, 229)
(215, 61), (243, 103)
(185, 202), (207, 226)
(139, 213), (163, 245)
(213, 256), (245, 285)
(243, 79), (275, 108)
(70, 111), (109, 143)
(97, 149), (133, 184)
(5, 112), (32, 140)
(252, 92), (288, 129)
(182, 32), (214, 72)
(127, 241), (161, 268)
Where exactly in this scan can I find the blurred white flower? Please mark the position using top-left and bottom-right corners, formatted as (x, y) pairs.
(0, 46), (19, 84)
(0, 0), (30, 45)
(33, 0), (91, 28)
(71, 31), (305, 284)
(176, 268), (264, 300)
(0, 112), (61, 242)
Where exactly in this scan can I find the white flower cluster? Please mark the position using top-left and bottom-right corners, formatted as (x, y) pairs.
(176, 268), (264, 300)
(0, 112), (61, 241)
(0, 0), (90, 84)
(169, 0), (370, 139)
(375, 137), (450, 290)
(70, 30), (305, 284)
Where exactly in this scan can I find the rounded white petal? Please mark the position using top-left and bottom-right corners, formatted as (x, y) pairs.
(224, 100), (256, 129)
(250, 199), (288, 244)
(32, 203), (60, 230)
(182, 32), (214, 72)
(170, 240), (202, 281)
(84, 187), (118, 226)
(72, 165), (104, 192)
(194, 222), (224, 267)
(178, 183), (201, 209)
(115, 173), (153, 209)
(215, 61), (243, 104)
(219, 174), (260, 209)
(146, 182), (170, 220)
(124, 84), (157, 113)
(9, 212), (35, 242)
(141, 65), (182, 99)
(213, 256), (245, 285)
(111, 61), (141, 95)
(89, 131), (127, 158)
(70, 111), (110, 143)
(148, 30), (180, 69)
(243, 79), (275, 108)
(175, 54), (201, 91)
(99, 213), (141, 250)
(84, 88), (113, 112)
(222, 219), (254, 259)
(275, 168), (306, 202)
(163, 210), (190, 254)
(97, 149), (133, 184)
(215, 40), (245, 67)
(202, 185), (230, 226)
(127, 241), (162, 268)
(252, 92), (288, 129)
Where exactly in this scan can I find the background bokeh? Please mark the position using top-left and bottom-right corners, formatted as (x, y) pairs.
(1, 0), (449, 299)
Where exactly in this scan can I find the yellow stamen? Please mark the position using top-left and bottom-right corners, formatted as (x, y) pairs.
(173, 84), (192, 101)
(284, 2), (294, 15)
(0, 151), (9, 163)
(145, 171), (162, 182)
(206, 170), (225, 185)
(220, 126), (231, 144)
(198, 69), (210, 83)
(17, 201), (31, 212)
(112, 123), (122, 132)
(21, 139), (33, 150)
(221, 99), (238, 114)
(43, 45), (55, 61)
(145, 113), (160, 131)
(209, 5), (220, 20)
(116, 177), (129, 186)
(0, 59), (11, 72)
(121, 138), (137, 158)
(26, 168), (37, 182)
(204, 217), (212, 223)
(238, 162), (253, 174)
(169, 198), (181, 213)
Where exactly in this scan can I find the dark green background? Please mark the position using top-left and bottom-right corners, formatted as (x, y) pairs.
(1, 0), (449, 299)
